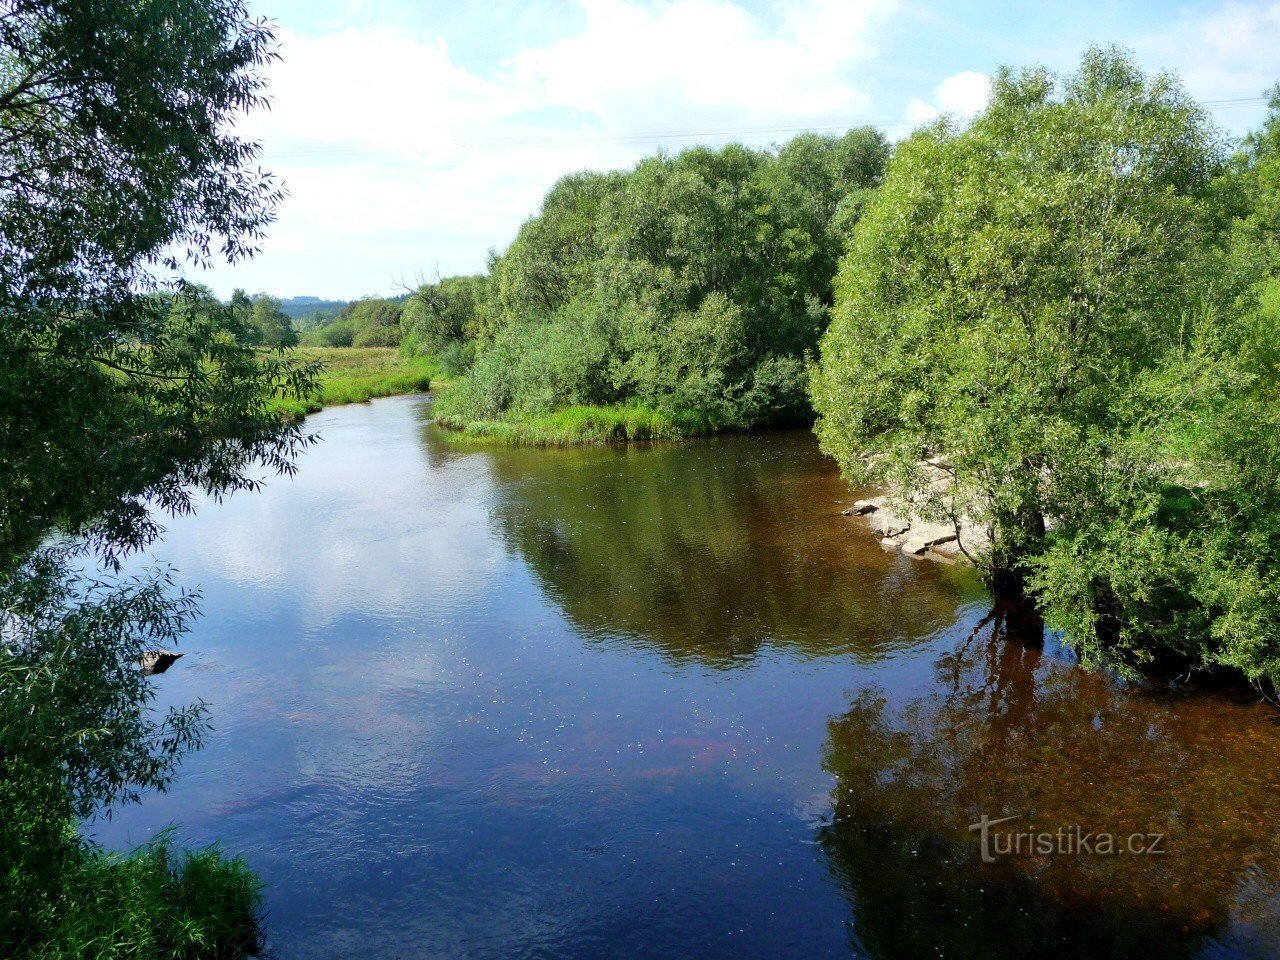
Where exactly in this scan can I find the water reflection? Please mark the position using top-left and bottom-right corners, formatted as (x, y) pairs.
(427, 425), (985, 665)
(820, 604), (1280, 959)
(92, 398), (1280, 959)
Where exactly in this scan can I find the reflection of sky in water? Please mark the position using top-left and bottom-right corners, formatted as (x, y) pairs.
(88, 396), (1280, 960)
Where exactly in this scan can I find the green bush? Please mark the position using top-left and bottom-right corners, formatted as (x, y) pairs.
(434, 130), (889, 441)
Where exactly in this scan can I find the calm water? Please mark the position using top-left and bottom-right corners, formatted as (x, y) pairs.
(96, 395), (1280, 960)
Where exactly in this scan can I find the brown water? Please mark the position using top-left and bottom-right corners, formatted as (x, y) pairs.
(96, 395), (1280, 959)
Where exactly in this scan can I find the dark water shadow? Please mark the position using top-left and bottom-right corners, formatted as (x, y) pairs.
(820, 605), (1280, 959)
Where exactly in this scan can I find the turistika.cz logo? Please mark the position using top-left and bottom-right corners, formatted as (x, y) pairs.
(969, 814), (1166, 864)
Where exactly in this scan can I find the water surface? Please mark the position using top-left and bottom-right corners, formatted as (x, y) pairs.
(98, 395), (1280, 959)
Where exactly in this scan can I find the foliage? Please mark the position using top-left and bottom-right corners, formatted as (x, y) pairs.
(485, 170), (624, 338)
(343, 297), (404, 348)
(0, 1), (311, 955)
(7, 828), (264, 960)
(0, 553), (264, 957)
(812, 46), (1280, 685)
(229, 292), (298, 348)
(299, 316), (355, 347)
(0, 0), (317, 568)
(400, 274), (487, 357)
(437, 130), (890, 439)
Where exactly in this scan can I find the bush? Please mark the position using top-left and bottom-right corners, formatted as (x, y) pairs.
(300, 318), (354, 348)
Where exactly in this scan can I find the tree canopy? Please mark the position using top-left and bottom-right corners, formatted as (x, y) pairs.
(0, 2), (312, 954)
(436, 128), (890, 434)
(811, 47), (1280, 687)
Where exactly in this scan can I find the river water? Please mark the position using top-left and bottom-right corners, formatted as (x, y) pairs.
(96, 395), (1280, 960)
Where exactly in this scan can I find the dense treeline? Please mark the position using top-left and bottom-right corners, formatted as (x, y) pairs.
(420, 129), (889, 437)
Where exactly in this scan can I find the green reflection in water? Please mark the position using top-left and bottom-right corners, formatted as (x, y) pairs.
(821, 604), (1280, 959)
(432, 425), (985, 665)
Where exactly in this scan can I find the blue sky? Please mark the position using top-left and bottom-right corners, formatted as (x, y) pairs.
(209, 0), (1280, 299)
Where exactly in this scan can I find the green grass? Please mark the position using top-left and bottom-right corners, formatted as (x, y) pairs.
(8, 832), (264, 960)
(433, 403), (716, 445)
(268, 348), (440, 420)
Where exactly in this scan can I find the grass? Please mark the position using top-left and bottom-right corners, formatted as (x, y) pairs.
(268, 348), (440, 420)
(433, 403), (717, 445)
(7, 832), (264, 960)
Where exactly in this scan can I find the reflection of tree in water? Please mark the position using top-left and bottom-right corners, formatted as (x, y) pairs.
(470, 428), (983, 665)
(820, 604), (1280, 959)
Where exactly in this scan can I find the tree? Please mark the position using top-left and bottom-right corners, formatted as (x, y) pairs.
(488, 170), (624, 329)
(0, 1), (313, 953)
(812, 47), (1280, 685)
(0, 0), (315, 567)
(247, 293), (298, 348)
(344, 297), (403, 347)
(400, 274), (487, 355)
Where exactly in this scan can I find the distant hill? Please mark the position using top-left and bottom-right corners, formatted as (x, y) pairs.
(278, 295), (349, 321)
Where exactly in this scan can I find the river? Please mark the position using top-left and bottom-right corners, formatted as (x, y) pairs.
(95, 394), (1280, 960)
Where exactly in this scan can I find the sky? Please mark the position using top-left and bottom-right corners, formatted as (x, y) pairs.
(205, 0), (1280, 300)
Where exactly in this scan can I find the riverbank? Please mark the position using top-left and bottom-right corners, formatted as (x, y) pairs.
(431, 402), (717, 445)
(839, 459), (990, 567)
(270, 348), (440, 420)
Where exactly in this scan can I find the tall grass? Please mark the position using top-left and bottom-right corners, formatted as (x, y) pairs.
(268, 347), (440, 420)
(434, 403), (716, 445)
(10, 833), (263, 960)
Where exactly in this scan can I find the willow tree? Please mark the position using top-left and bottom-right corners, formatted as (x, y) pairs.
(0, 1), (314, 954)
(812, 48), (1280, 685)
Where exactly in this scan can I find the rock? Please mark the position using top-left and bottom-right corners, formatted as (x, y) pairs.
(842, 497), (883, 516)
(871, 513), (911, 538)
(879, 537), (900, 548)
(910, 522), (958, 547)
(140, 651), (182, 676)
(930, 538), (964, 559)
(900, 539), (929, 556)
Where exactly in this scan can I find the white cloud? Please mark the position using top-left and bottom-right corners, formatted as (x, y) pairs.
(209, 0), (899, 297)
(512, 0), (890, 124)
(1135, 1), (1280, 105)
(904, 70), (990, 127)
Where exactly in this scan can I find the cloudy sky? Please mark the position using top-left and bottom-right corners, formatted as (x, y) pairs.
(211, 0), (1280, 300)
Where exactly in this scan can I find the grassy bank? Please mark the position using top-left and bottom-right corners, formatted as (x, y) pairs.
(270, 348), (439, 420)
(7, 833), (263, 960)
(433, 403), (716, 445)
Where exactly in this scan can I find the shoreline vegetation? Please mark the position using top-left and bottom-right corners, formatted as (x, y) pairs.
(288, 48), (1280, 696)
(432, 403), (715, 444)
(268, 348), (440, 420)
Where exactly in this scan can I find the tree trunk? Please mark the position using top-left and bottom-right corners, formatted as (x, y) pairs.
(987, 505), (1046, 606)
